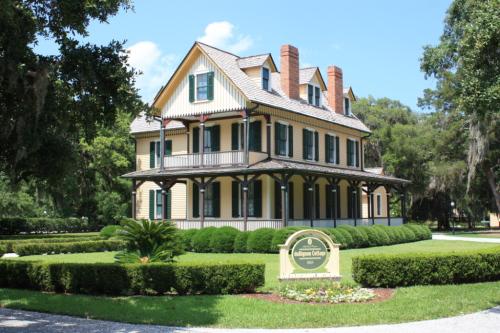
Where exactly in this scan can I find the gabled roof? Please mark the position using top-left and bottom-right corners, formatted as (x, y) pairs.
(130, 113), (184, 134)
(299, 67), (327, 90)
(237, 54), (277, 71)
(154, 42), (370, 133)
(344, 87), (356, 101)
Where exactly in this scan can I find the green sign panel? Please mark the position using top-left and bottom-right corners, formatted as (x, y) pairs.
(291, 236), (328, 270)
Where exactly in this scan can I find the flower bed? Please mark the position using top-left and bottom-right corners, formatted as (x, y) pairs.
(279, 281), (375, 304)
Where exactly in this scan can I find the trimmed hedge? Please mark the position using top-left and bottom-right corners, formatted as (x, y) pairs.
(191, 227), (217, 253)
(0, 217), (92, 235)
(0, 236), (102, 253)
(247, 228), (276, 253)
(13, 240), (126, 256)
(0, 260), (265, 295)
(180, 229), (199, 251)
(352, 249), (500, 287)
(210, 227), (240, 253)
(233, 231), (250, 253)
(99, 225), (120, 239)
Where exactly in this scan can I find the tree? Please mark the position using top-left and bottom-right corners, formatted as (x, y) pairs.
(420, 0), (500, 213)
(0, 0), (147, 186)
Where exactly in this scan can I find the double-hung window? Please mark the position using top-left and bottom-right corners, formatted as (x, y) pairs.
(276, 123), (288, 156)
(325, 134), (339, 164)
(151, 140), (172, 168)
(196, 73), (208, 101)
(376, 193), (382, 216)
(303, 129), (315, 161)
(155, 190), (163, 219)
(262, 67), (270, 91)
(344, 97), (351, 115)
(307, 84), (321, 107)
(347, 138), (359, 167)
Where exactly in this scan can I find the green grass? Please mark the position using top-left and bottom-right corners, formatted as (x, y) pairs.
(2, 240), (499, 328)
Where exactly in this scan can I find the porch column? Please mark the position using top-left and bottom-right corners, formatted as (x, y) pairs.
(199, 117), (206, 167)
(131, 180), (137, 219)
(370, 189), (375, 225)
(162, 189), (168, 220)
(353, 188), (358, 227)
(387, 190), (392, 226)
(200, 184), (205, 228)
(332, 186), (338, 228)
(243, 112), (249, 165)
(160, 120), (165, 170)
(265, 115), (271, 158)
(242, 175), (249, 231)
(281, 183), (287, 227)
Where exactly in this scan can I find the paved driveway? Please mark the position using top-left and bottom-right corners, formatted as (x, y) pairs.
(432, 234), (500, 243)
(0, 307), (499, 333)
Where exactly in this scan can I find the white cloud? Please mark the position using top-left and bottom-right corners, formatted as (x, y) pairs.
(197, 21), (253, 54)
(126, 41), (176, 102)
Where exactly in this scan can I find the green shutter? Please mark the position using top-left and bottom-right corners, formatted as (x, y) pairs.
(207, 71), (214, 100)
(231, 123), (239, 150)
(347, 186), (352, 218)
(274, 122), (279, 155)
(314, 132), (319, 161)
(189, 74), (195, 102)
(249, 121), (262, 151)
(335, 136), (340, 164)
(274, 180), (281, 219)
(355, 141), (360, 167)
(213, 182), (220, 217)
(166, 190), (171, 219)
(288, 125), (293, 157)
(212, 125), (220, 152)
(193, 127), (199, 153)
(149, 141), (155, 168)
(347, 140), (352, 166)
(149, 190), (155, 220)
(232, 181), (240, 217)
(254, 180), (262, 217)
(325, 134), (330, 163)
(192, 183), (199, 218)
(288, 182), (294, 219)
(165, 140), (172, 156)
(302, 129), (307, 160)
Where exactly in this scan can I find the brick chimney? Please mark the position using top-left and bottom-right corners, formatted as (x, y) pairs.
(327, 66), (344, 114)
(280, 44), (299, 99)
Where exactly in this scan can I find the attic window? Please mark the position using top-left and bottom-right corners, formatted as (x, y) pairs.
(344, 97), (351, 115)
(307, 84), (321, 107)
(262, 67), (270, 91)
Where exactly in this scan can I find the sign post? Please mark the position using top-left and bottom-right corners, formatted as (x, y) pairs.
(279, 229), (340, 280)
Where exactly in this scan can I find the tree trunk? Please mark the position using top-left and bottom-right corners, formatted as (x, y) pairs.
(485, 163), (500, 213)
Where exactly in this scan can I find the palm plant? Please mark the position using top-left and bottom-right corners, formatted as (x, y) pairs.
(114, 218), (183, 264)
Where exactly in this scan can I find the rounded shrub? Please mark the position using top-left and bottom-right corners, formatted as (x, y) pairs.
(327, 228), (346, 246)
(358, 226), (379, 247)
(99, 225), (120, 239)
(209, 227), (240, 253)
(333, 228), (354, 248)
(375, 225), (398, 244)
(399, 226), (417, 242)
(270, 227), (304, 252)
(191, 227), (217, 253)
(391, 226), (406, 243)
(234, 231), (251, 253)
(180, 229), (199, 251)
(404, 224), (428, 240)
(369, 226), (390, 246)
(339, 225), (369, 248)
(247, 228), (276, 253)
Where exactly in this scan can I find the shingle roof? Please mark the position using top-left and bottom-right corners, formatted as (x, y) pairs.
(130, 113), (184, 134)
(123, 158), (408, 185)
(237, 54), (270, 69)
(188, 42), (370, 133)
(299, 67), (319, 85)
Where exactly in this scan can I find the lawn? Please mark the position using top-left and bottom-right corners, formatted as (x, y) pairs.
(2, 240), (499, 328)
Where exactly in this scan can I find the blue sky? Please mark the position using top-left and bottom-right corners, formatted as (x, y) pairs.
(37, 0), (451, 110)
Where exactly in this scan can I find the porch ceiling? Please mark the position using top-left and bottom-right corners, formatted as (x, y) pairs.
(122, 158), (410, 186)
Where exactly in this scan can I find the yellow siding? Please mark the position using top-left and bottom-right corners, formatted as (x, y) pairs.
(162, 51), (247, 118)
(136, 181), (186, 220)
(361, 186), (388, 217)
(243, 66), (262, 88)
(135, 132), (187, 171)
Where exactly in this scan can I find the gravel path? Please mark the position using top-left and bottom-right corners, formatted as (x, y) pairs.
(432, 234), (500, 243)
(0, 307), (499, 333)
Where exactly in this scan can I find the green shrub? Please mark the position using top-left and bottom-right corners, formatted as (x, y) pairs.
(334, 228), (354, 248)
(0, 260), (265, 295)
(0, 244), (6, 256)
(179, 229), (198, 251)
(99, 225), (120, 239)
(357, 227), (379, 247)
(369, 226), (391, 245)
(398, 226), (417, 242)
(0, 236), (102, 253)
(209, 227), (240, 253)
(327, 228), (346, 247)
(270, 227), (304, 252)
(233, 231), (250, 253)
(403, 224), (431, 240)
(0, 217), (92, 235)
(13, 240), (126, 256)
(191, 227), (217, 253)
(352, 249), (500, 287)
(339, 225), (369, 248)
(373, 225), (398, 244)
(247, 228), (276, 253)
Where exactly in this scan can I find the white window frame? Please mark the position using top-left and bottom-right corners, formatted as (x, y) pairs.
(154, 140), (161, 168)
(376, 193), (382, 216)
(347, 137), (359, 167)
(304, 128), (316, 161)
(194, 71), (210, 102)
(326, 132), (338, 164)
(276, 121), (290, 157)
(262, 66), (271, 91)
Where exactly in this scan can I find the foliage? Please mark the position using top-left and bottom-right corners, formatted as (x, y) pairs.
(338, 225), (369, 248)
(13, 240), (125, 256)
(0, 217), (92, 235)
(352, 248), (500, 287)
(279, 280), (375, 303)
(209, 227), (240, 253)
(191, 227), (217, 253)
(99, 225), (121, 239)
(114, 219), (183, 264)
(0, 236), (102, 253)
(0, 260), (265, 295)
(247, 228), (276, 253)
(179, 229), (199, 251)
(233, 231), (251, 253)
(270, 227), (305, 252)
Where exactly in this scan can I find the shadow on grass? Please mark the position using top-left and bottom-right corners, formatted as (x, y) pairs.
(0, 288), (223, 328)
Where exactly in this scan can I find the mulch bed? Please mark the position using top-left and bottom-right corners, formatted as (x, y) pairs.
(241, 288), (394, 305)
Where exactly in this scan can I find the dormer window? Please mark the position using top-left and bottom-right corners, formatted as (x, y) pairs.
(344, 97), (351, 115)
(188, 71), (214, 102)
(307, 84), (321, 107)
(262, 67), (270, 91)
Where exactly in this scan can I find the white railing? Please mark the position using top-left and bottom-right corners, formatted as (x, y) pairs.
(288, 218), (403, 228)
(164, 150), (244, 168)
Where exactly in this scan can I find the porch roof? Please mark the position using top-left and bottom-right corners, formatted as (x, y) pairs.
(122, 158), (409, 186)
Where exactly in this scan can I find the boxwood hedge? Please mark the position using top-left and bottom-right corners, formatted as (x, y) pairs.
(0, 217), (93, 235)
(12, 240), (126, 256)
(352, 249), (500, 287)
(0, 260), (265, 295)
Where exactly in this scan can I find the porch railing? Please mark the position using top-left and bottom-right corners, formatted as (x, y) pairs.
(164, 150), (244, 168)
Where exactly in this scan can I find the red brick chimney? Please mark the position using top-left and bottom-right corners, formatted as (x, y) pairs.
(327, 66), (344, 114)
(280, 45), (299, 99)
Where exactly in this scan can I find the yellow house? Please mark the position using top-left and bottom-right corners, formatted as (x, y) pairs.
(123, 42), (410, 230)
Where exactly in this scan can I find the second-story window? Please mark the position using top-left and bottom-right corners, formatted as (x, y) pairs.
(347, 138), (359, 167)
(275, 122), (293, 157)
(303, 129), (318, 161)
(262, 67), (270, 91)
(307, 84), (321, 107)
(325, 134), (339, 164)
(150, 140), (172, 168)
(189, 72), (214, 102)
(196, 73), (208, 100)
(315, 86), (320, 106)
(344, 97), (351, 115)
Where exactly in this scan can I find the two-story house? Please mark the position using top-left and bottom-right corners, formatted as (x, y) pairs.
(123, 42), (410, 231)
